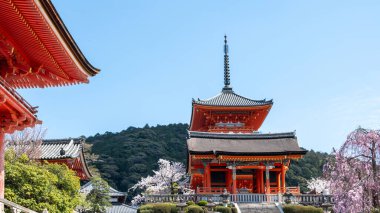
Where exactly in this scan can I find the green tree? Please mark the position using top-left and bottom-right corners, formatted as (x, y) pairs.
(85, 177), (112, 213)
(4, 149), (81, 212)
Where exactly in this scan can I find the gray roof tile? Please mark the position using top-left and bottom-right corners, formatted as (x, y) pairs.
(193, 90), (272, 107)
(40, 138), (82, 159)
(187, 131), (307, 156)
(106, 204), (137, 213)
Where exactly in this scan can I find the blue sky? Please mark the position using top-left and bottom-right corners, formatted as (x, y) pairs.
(18, 1), (380, 153)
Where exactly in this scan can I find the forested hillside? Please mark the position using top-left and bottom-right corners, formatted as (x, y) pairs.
(84, 123), (329, 193)
(85, 124), (188, 192)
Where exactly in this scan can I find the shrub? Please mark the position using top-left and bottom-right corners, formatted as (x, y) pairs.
(138, 203), (177, 213)
(197, 200), (208, 206)
(231, 207), (238, 213)
(140, 210), (154, 213)
(138, 204), (154, 213)
(152, 203), (177, 213)
(214, 206), (232, 213)
(372, 209), (380, 213)
(187, 201), (196, 206)
(283, 205), (323, 213)
(187, 205), (204, 213)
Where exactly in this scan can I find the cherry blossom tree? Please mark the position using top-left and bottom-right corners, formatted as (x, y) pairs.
(131, 194), (145, 206)
(130, 159), (186, 194)
(6, 125), (46, 159)
(324, 128), (380, 213)
(306, 177), (330, 194)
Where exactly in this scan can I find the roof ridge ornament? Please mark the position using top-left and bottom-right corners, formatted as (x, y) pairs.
(223, 35), (233, 93)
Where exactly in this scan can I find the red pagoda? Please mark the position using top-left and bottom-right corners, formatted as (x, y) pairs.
(0, 0), (99, 200)
(187, 36), (307, 195)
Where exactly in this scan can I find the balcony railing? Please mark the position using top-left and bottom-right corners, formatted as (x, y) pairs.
(196, 186), (300, 195)
(0, 76), (37, 114)
(269, 186), (300, 194)
(0, 198), (38, 213)
(196, 187), (230, 194)
(144, 193), (334, 205)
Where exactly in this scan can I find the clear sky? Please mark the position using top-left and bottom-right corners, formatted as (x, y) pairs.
(18, 0), (380, 153)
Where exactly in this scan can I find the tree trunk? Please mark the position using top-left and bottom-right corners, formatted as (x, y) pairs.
(371, 140), (379, 208)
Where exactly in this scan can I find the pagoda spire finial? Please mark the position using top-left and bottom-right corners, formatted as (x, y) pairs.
(223, 35), (232, 92)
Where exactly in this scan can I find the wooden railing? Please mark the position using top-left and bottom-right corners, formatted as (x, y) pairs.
(145, 194), (281, 204)
(196, 187), (230, 194)
(145, 194), (226, 203)
(197, 186), (300, 195)
(292, 194), (335, 206)
(0, 76), (37, 114)
(144, 193), (335, 205)
(269, 186), (300, 194)
(230, 194), (281, 203)
(0, 198), (38, 213)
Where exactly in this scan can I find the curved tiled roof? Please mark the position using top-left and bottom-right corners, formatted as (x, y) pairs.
(187, 131), (307, 156)
(106, 204), (137, 213)
(80, 181), (126, 197)
(193, 90), (273, 107)
(188, 131), (296, 140)
(40, 138), (82, 159)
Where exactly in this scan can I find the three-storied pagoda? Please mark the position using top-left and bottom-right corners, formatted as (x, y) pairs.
(0, 0), (99, 201)
(187, 36), (307, 194)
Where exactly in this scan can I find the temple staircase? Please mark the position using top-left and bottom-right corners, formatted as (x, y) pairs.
(237, 203), (282, 213)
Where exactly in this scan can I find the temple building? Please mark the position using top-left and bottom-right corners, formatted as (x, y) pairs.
(38, 138), (92, 181)
(0, 0), (99, 201)
(187, 36), (307, 194)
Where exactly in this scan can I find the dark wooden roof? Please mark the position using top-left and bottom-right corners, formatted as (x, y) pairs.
(187, 131), (307, 156)
(192, 90), (273, 107)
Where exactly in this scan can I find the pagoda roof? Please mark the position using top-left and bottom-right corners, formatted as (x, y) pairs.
(40, 138), (83, 160)
(0, 0), (99, 88)
(192, 90), (273, 107)
(187, 131), (307, 156)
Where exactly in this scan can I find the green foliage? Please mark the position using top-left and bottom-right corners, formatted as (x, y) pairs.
(231, 207), (237, 213)
(286, 150), (330, 192)
(153, 203), (177, 213)
(186, 201), (195, 206)
(138, 203), (177, 213)
(197, 200), (208, 206)
(138, 204), (154, 213)
(86, 123), (188, 194)
(140, 210), (154, 213)
(86, 176), (112, 213)
(4, 150), (81, 213)
(372, 208), (380, 213)
(85, 124), (329, 196)
(283, 205), (323, 213)
(187, 205), (204, 213)
(214, 206), (232, 213)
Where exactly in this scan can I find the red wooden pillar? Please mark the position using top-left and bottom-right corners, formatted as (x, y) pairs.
(281, 164), (286, 193)
(253, 170), (257, 193)
(259, 169), (264, 193)
(204, 164), (211, 188)
(255, 170), (260, 193)
(227, 169), (232, 192)
(232, 166), (237, 194)
(0, 132), (5, 200)
(265, 166), (270, 194)
(277, 172), (281, 193)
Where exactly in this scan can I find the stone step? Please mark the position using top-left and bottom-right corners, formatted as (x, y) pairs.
(237, 203), (281, 213)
